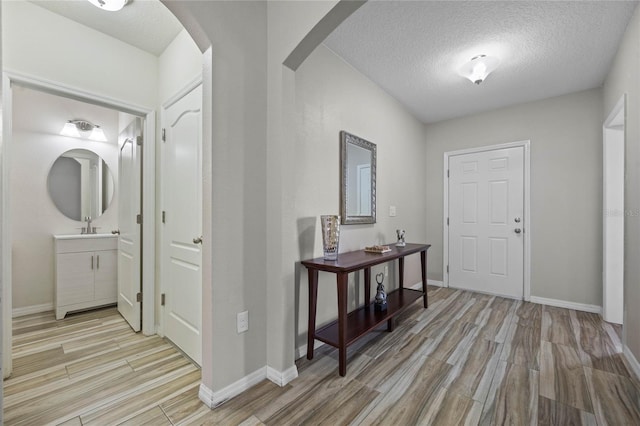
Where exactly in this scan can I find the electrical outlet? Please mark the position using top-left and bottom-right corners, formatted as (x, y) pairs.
(389, 206), (397, 217)
(237, 310), (249, 333)
(384, 265), (389, 278)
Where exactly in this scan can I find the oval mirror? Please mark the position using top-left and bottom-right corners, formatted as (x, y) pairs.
(47, 149), (115, 221)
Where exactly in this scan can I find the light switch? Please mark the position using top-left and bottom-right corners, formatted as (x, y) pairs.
(389, 206), (397, 217)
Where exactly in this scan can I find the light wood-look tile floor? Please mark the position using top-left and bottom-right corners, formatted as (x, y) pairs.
(4, 286), (640, 425)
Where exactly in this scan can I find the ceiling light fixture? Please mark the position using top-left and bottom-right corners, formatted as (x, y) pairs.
(459, 55), (500, 85)
(86, 0), (128, 12)
(60, 120), (108, 142)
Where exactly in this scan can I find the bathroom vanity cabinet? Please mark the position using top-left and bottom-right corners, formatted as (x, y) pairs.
(54, 235), (117, 320)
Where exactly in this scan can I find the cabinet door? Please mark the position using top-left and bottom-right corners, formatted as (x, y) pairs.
(94, 250), (117, 301)
(57, 252), (95, 305)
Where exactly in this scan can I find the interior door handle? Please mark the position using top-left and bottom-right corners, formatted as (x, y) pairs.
(193, 236), (203, 244)
(111, 230), (120, 235)
(515, 228), (522, 234)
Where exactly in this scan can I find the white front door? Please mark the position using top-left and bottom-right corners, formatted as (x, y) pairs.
(117, 119), (143, 332)
(162, 84), (202, 365)
(448, 146), (524, 298)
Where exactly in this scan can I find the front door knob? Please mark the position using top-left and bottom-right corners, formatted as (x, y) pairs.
(515, 228), (522, 234)
(193, 236), (203, 244)
(112, 229), (120, 235)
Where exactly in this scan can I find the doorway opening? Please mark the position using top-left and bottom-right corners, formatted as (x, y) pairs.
(1, 0), (211, 381)
(603, 94), (625, 325)
(2, 75), (156, 377)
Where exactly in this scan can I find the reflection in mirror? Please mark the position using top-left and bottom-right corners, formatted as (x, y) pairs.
(47, 149), (115, 221)
(340, 131), (376, 224)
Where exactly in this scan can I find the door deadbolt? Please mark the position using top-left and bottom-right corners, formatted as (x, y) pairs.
(514, 217), (521, 223)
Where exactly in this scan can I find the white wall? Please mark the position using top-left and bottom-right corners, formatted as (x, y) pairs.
(425, 88), (603, 306)
(294, 44), (428, 350)
(2, 1), (158, 109)
(159, 29), (202, 102)
(10, 132), (118, 309)
(603, 6), (640, 362)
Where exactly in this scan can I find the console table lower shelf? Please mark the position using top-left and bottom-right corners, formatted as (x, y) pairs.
(302, 243), (430, 376)
(314, 288), (423, 347)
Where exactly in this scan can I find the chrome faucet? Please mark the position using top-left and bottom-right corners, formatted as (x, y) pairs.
(82, 216), (95, 234)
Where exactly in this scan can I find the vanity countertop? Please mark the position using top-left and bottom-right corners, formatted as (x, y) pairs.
(53, 234), (117, 240)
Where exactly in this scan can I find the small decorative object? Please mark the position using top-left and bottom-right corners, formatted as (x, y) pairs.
(320, 215), (340, 260)
(364, 245), (391, 254)
(374, 272), (387, 312)
(396, 229), (406, 247)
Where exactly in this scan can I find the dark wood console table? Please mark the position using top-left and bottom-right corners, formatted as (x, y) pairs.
(302, 243), (430, 376)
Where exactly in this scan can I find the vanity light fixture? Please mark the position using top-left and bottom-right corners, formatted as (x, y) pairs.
(60, 120), (108, 142)
(459, 55), (500, 85)
(87, 0), (128, 11)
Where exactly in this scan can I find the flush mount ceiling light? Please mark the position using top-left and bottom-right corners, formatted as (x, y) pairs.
(60, 120), (108, 142)
(459, 55), (500, 85)
(86, 0), (128, 12)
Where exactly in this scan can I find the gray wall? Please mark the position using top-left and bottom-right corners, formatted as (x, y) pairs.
(294, 44), (428, 352)
(603, 6), (640, 360)
(425, 88), (603, 306)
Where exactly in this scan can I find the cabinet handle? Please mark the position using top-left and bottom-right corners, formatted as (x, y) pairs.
(91, 255), (94, 270)
(97, 255), (100, 269)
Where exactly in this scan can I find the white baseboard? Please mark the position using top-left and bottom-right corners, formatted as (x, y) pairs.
(529, 296), (601, 314)
(624, 345), (640, 380)
(13, 303), (53, 318)
(409, 279), (444, 291)
(266, 365), (298, 387)
(198, 364), (299, 408)
(296, 340), (325, 360)
(199, 367), (266, 408)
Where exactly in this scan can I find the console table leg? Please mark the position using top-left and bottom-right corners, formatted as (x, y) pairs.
(398, 257), (405, 289)
(337, 272), (348, 376)
(364, 267), (371, 309)
(421, 250), (428, 308)
(307, 269), (319, 360)
(387, 318), (394, 332)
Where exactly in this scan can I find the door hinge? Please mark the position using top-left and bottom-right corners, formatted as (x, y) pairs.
(136, 292), (142, 303)
(447, 265), (449, 273)
(161, 293), (166, 306)
(162, 211), (166, 224)
(447, 217), (449, 226)
(447, 169), (450, 178)
(162, 128), (166, 142)
(136, 136), (142, 146)
(136, 214), (142, 224)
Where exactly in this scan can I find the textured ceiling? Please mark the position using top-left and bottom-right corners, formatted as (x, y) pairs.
(30, 0), (183, 56)
(324, 1), (638, 124)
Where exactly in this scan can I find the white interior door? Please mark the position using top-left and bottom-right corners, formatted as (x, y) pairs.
(117, 119), (142, 332)
(162, 84), (202, 365)
(449, 146), (524, 298)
